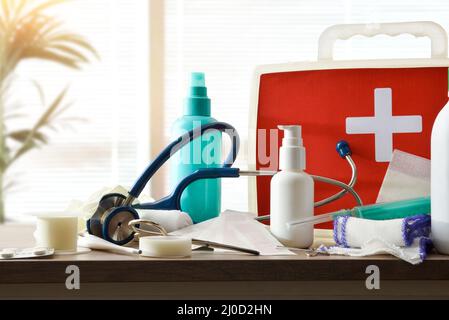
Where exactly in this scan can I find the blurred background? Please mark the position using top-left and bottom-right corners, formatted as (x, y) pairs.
(2, 0), (449, 222)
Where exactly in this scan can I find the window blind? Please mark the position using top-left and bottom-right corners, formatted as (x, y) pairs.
(5, 0), (150, 220)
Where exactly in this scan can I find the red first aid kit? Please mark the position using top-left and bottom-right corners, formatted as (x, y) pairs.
(248, 22), (449, 224)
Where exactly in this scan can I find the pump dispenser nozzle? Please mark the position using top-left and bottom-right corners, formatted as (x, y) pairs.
(279, 125), (303, 146)
(278, 125), (306, 171)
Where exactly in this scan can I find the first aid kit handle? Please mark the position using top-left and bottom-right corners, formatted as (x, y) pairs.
(128, 122), (240, 199)
(318, 21), (448, 60)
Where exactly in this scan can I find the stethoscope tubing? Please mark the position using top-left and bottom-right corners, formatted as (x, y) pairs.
(125, 122), (240, 205)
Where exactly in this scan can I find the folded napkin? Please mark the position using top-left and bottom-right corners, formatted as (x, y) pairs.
(320, 215), (432, 265)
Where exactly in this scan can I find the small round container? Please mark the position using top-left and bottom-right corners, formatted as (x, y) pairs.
(139, 236), (192, 258)
(32, 212), (86, 254)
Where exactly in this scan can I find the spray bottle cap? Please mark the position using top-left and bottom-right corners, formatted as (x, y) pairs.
(279, 125), (306, 171)
(185, 72), (211, 116)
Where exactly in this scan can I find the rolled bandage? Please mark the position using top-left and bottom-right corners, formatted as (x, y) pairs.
(334, 215), (430, 248)
(139, 236), (192, 258)
(137, 210), (193, 233)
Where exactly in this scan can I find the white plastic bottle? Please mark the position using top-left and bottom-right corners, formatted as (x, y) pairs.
(270, 125), (314, 248)
(431, 101), (449, 254)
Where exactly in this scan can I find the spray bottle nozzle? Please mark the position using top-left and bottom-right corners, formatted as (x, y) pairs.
(185, 72), (210, 116)
(190, 72), (206, 87)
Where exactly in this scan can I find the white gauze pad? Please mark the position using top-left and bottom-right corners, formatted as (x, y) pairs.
(377, 150), (430, 203)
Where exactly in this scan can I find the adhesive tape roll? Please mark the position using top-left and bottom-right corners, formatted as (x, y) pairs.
(139, 236), (192, 258)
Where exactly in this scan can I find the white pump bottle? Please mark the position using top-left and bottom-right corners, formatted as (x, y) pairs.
(431, 101), (449, 254)
(270, 125), (314, 248)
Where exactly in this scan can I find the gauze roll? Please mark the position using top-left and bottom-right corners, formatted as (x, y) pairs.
(324, 215), (432, 264)
(137, 209), (193, 233)
(333, 215), (430, 248)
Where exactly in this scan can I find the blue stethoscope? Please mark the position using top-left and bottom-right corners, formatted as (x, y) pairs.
(87, 122), (361, 245)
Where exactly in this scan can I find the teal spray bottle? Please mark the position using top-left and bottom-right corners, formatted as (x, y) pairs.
(170, 72), (222, 223)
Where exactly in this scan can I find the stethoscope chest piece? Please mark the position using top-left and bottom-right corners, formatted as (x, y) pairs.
(87, 193), (138, 245)
(102, 206), (139, 245)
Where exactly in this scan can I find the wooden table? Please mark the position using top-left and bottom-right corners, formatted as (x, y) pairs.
(1, 224), (449, 299)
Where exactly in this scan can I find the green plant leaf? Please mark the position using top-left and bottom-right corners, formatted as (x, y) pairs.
(35, 86), (69, 128)
(1, 0), (97, 74)
(49, 33), (100, 59)
(4, 179), (19, 193)
(4, 112), (26, 120)
(4, 101), (27, 119)
(1, 0), (11, 22)
(8, 129), (48, 144)
(30, 79), (46, 106)
(12, 139), (38, 160)
(40, 19), (65, 39)
(7, 87), (69, 167)
(12, 0), (27, 20)
(0, 15), (6, 32)
(50, 100), (73, 120)
(0, 153), (7, 171)
(16, 0), (68, 26)
(22, 47), (80, 69)
(49, 44), (90, 63)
